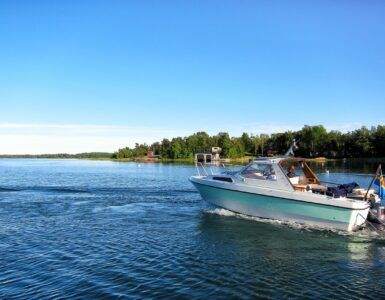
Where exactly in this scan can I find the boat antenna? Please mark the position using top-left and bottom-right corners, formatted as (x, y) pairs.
(284, 139), (298, 157)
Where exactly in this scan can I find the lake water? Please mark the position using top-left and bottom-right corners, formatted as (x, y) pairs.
(0, 159), (384, 299)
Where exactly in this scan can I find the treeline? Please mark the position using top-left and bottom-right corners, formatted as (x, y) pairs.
(0, 152), (114, 159)
(113, 125), (385, 160)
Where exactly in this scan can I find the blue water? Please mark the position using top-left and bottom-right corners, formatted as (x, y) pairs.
(0, 159), (384, 299)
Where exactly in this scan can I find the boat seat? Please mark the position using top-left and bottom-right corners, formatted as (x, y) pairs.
(289, 176), (300, 185)
(293, 184), (307, 192)
(308, 184), (327, 194)
(292, 184), (327, 193)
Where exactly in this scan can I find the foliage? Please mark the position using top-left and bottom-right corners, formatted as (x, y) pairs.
(113, 143), (149, 159)
(112, 125), (385, 160)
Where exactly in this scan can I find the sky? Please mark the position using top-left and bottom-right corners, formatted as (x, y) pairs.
(0, 0), (384, 154)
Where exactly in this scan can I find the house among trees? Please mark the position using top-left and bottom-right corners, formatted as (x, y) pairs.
(147, 150), (160, 161)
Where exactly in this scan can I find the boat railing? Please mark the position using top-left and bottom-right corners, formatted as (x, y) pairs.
(195, 162), (210, 176)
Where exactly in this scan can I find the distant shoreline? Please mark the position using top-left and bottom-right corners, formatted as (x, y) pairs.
(0, 153), (113, 160)
(1, 155), (384, 165)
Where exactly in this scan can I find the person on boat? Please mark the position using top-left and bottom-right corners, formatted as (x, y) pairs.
(287, 165), (297, 178)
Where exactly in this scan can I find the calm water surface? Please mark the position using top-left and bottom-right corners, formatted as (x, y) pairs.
(0, 159), (384, 299)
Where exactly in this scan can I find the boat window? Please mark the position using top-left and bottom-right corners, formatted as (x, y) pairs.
(212, 176), (233, 183)
(240, 163), (277, 181)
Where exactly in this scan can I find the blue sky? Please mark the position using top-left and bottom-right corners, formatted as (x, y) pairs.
(0, 1), (384, 153)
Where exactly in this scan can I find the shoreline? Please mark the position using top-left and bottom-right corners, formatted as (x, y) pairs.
(1, 156), (384, 165)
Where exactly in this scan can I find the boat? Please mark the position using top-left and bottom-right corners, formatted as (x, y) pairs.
(189, 154), (379, 232)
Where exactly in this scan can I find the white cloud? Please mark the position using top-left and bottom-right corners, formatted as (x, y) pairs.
(323, 122), (368, 132)
(0, 123), (184, 154)
(0, 122), (378, 155)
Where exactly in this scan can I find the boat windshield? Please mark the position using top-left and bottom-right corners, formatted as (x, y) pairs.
(240, 163), (277, 181)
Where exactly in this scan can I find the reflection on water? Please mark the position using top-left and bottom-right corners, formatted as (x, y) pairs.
(0, 159), (384, 299)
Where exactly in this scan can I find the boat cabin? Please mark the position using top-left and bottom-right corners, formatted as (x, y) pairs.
(278, 158), (327, 193)
(234, 157), (375, 200)
(236, 157), (327, 194)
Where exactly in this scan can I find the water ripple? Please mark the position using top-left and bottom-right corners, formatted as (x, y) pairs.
(0, 160), (384, 299)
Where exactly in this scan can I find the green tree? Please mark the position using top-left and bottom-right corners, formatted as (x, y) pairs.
(269, 131), (294, 155)
(161, 139), (172, 158)
(217, 132), (232, 158)
(240, 133), (253, 154)
(373, 125), (385, 157)
(350, 127), (373, 157)
(297, 125), (328, 157)
(170, 137), (184, 159)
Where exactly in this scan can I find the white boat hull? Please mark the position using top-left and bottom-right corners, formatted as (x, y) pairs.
(190, 177), (370, 232)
